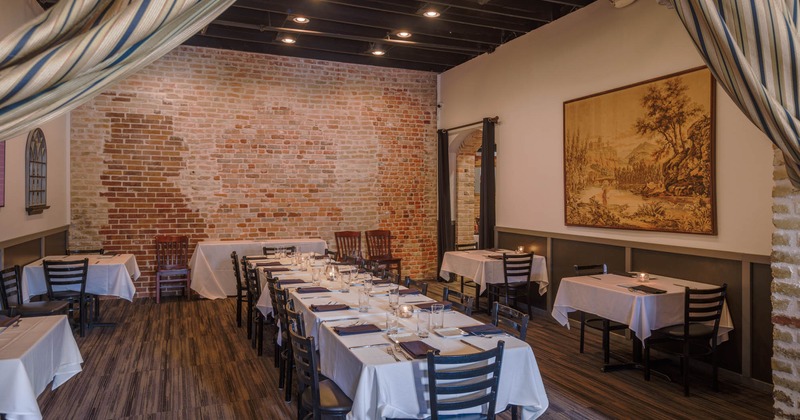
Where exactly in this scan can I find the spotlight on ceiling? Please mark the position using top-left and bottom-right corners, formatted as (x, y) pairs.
(279, 34), (296, 44)
(369, 43), (386, 56)
(395, 31), (412, 38)
(422, 8), (440, 18)
(292, 16), (310, 24)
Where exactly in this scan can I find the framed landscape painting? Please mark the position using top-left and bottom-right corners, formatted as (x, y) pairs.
(563, 67), (716, 235)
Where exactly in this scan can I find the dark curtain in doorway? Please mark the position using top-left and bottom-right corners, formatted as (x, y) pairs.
(478, 118), (496, 250)
(437, 129), (453, 272)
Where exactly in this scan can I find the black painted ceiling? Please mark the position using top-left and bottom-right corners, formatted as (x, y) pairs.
(38, 0), (593, 73)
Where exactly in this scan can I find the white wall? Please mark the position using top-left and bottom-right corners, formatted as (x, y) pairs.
(439, 0), (773, 256)
(0, 0), (70, 243)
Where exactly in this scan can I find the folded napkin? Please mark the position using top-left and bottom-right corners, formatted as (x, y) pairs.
(245, 255), (272, 260)
(277, 279), (306, 286)
(398, 289), (420, 296)
(371, 279), (393, 286)
(265, 267), (291, 272)
(629, 285), (667, 294)
(333, 323), (382, 335)
(399, 340), (440, 359)
(461, 324), (504, 335)
(310, 304), (350, 312)
(296, 287), (331, 294)
(486, 254), (503, 260)
(414, 301), (452, 311)
(0, 315), (20, 328)
(313, 255), (327, 260)
(254, 261), (283, 267)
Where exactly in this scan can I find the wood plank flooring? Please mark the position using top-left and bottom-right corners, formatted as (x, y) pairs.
(36, 283), (773, 419)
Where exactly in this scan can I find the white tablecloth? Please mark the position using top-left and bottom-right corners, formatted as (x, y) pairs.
(439, 250), (549, 295)
(21, 254), (140, 302)
(290, 286), (549, 419)
(551, 274), (734, 342)
(189, 239), (328, 299)
(0, 315), (83, 420)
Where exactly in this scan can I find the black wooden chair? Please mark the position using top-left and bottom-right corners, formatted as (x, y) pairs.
(403, 276), (429, 296)
(645, 284), (728, 396)
(66, 248), (105, 255)
(442, 286), (474, 316)
(365, 229), (401, 279)
(265, 275), (282, 368)
(454, 242), (480, 310)
(290, 329), (352, 420)
(274, 286), (294, 402)
(491, 301), (528, 340)
(43, 259), (91, 336)
(154, 235), (191, 303)
(427, 340), (505, 419)
(487, 253), (534, 318)
(0, 265), (68, 317)
(230, 251), (248, 328)
(574, 264), (628, 365)
(244, 265), (266, 356)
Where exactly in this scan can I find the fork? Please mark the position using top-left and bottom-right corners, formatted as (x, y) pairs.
(394, 344), (411, 360)
(386, 347), (401, 362)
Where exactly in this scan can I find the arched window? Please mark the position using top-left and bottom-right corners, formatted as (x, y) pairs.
(25, 128), (49, 215)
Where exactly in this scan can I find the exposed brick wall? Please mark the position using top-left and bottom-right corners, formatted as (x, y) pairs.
(772, 149), (800, 417)
(70, 46), (438, 297)
(456, 131), (482, 245)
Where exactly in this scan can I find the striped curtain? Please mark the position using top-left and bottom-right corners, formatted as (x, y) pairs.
(671, 0), (800, 187)
(0, 0), (233, 142)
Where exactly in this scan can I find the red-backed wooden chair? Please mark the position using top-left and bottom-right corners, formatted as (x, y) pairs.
(155, 235), (191, 303)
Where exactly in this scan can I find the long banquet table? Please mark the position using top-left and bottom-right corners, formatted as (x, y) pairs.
(288, 281), (549, 419)
(21, 254), (140, 302)
(439, 250), (549, 295)
(551, 273), (734, 342)
(189, 239), (327, 299)
(0, 315), (83, 420)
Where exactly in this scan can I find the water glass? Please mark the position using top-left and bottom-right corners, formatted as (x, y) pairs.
(388, 286), (400, 310)
(311, 267), (322, 286)
(358, 289), (370, 313)
(340, 271), (351, 293)
(430, 303), (445, 330)
(362, 277), (373, 293)
(416, 309), (430, 338)
(386, 311), (399, 334)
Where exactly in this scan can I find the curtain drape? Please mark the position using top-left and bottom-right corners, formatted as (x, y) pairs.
(0, 0), (234, 142)
(437, 129), (453, 272)
(478, 118), (496, 250)
(671, 0), (800, 187)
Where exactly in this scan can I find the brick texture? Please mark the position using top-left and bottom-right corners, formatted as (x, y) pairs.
(70, 46), (438, 298)
(456, 130), (482, 245)
(772, 148), (800, 418)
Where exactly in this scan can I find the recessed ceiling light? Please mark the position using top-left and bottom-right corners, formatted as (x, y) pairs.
(371, 49), (386, 56)
(396, 31), (412, 38)
(292, 16), (310, 24)
(423, 9), (440, 18)
(280, 35), (296, 44)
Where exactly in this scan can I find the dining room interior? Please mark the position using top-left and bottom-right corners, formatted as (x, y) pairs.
(0, 0), (791, 419)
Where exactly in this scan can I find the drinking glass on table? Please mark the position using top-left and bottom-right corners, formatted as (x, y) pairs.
(311, 267), (322, 286)
(358, 289), (370, 313)
(430, 303), (445, 330)
(340, 271), (351, 293)
(386, 311), (399, 334)
(388, 285), (400, 310)
(416, 309), (430, 338)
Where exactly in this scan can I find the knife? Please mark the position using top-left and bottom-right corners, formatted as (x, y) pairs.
(348, 343), (391, 349)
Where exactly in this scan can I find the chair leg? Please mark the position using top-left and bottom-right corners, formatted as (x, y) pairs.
(257, 316), (264, 356)
(156, 274), (161, 304)
(278, 345), (286, 389)
(284, 351), (293, 402)
(236, 291), (243, 328)
(683, 341), (690, 397)
(712, 341), (719, 392)
(94, 295), (101, 321)
(602, 320), (611, 365)
(511, 405), (518, 420)
(579, 312), (586, 354)
(643, 339), (650, 381)
(527, 288), (533, 320)
(79, 298), (87, 337)
(246, 302), (253, 340)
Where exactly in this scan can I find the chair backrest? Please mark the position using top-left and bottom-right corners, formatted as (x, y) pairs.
(245, 265), (261, 302)
(502, 252), (533, 285)
(492, 301), (529, 340)
(231, 251), (245, 292)
(273, 286), (290, 330)
(155, 235), (190, 270)
(66, 248), (105, 255)
(403, 276), (428, 296)
(43, 259), (89, 298)
(286, 303), (306, 336)
(289, 328), (321, 416)
(334, 231), (361, 262)
(265, 275), (280, 318)
(442, 286), (474, 316)
(365, 229), (392, 259)
(682, 284), (728, 339)
(263, 246), (297, 256)
(0, 265), (22, 312)
(573, 264), (607, 276)
(427, 340), (505, 420)
(455, 242), (477, 251)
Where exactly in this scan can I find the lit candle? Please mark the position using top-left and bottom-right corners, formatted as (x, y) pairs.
(637, 272), (650, 283)
(398, 304), (413, 318)
(516, 245), (524, 253)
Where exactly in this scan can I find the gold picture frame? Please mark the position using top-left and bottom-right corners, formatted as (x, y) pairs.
(564, 67), (716, 235)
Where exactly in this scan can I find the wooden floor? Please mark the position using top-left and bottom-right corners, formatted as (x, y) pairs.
(37, 282), (773, 419)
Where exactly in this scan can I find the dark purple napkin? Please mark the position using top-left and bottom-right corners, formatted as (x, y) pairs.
(414, 301), (452, 311)
(254, 261), (283, 267)
(399, 341), (440, 359)
(277, 279), (306, 286)
(310, 304), (350, 312)
(314, 255), (326, 260)
(399, 289), (420, 296)
(296, 287), (330, 294)
(486, 254), (503, 260)
(333, 324), (382, 335)
(371, 279), (393, 286)
(461, 324), (504, 335)
(265, 267), (291, 272)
